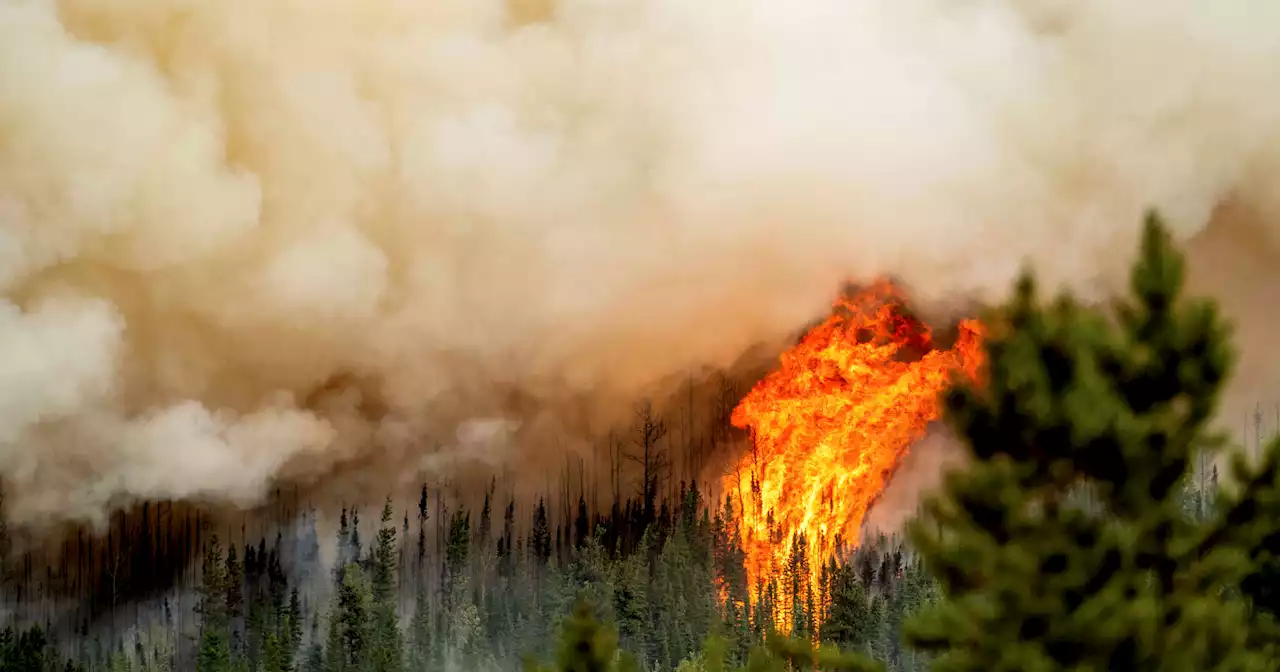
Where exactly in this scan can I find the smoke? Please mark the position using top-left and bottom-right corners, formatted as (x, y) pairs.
(2, 0), (1280, 527)
(864, 426), (964, 538)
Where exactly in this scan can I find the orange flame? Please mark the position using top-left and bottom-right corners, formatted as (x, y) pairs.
(723, 279), (984, 596)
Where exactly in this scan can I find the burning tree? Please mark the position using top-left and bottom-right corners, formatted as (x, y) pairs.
(723, 278), (985, 622)
(906, 212), (1280, 670)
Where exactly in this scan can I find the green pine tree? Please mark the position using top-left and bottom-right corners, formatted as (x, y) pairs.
(225, 545), (244, 615)
(325, 563), (373, 672)
(197, 536), (233, 672)
(407, 584), (434, 672)
(0, 624), (52, 672)
(261, 631), (287, 672)
(524, 599), (638, 672)
(370, 498), (405, 672)
(107, 646), (133, 672)
(530, 604), (879, 672)
(713, 497), (751, 665)
(889, 558), (937, 672)
(287, 587), (304, 662)
(611, 535), (649, 659)
(784, 533), (812, 639)
(532, 499), (552, 572)
(819, 563), (875, 656)
(906, 212), (1280, 671)
(741, 632), (883, 672)
(351, 509), (363, 567)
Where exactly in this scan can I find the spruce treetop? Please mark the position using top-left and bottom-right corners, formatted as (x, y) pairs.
(906, 212), (1280, 671)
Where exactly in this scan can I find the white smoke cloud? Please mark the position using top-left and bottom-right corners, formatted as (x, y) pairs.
(1, 0), (1279, 526)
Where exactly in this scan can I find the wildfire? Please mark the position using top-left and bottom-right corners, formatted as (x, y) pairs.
(723, 280), (984, 593)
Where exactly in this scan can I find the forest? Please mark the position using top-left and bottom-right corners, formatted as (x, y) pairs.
(2, 213), (1280, 672)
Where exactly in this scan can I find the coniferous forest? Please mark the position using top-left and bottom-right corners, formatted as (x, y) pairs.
(3, 214), (1280, 672)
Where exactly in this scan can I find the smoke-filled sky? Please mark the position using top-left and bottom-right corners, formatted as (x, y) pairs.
(2, 0), (1280, 528)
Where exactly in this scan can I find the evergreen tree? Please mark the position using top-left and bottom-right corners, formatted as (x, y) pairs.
(246, 600), (267, 672)
(906, 212), (1280, 670)
(350, 509), (363, 568)
(499, 499), (517, 579)
(325, 563), (373, 672)
(261, 631), (288, 672)
(108, 646), (133, 672)
(480, 487), (494, 548)
(0, 624), (52, 672)
(225, 544), (246, 668)
(568, 496), (586, 552)
(820, 564), (875, 657)
(784, 533), (812, 638)
(713, 497), (751, 664)
(408, 584), (434, 672)
(288, 587), (304, 657)
(370, 498), (404, 672)
(742, 632), (883, 672)
(525, 599), (638, 672)
(226, 544), (245, 620)
(530, 603), (879, 672)
(889, 559), (937, 672)
(532, 499), (552, 570)
(338, 508), (351, 572)
(446, 510), (471, 588)
(417, 485), (429, 574)
(197, 536), (233, 672)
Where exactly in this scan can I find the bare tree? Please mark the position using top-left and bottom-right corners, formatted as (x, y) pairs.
(626, 401), (670, 528)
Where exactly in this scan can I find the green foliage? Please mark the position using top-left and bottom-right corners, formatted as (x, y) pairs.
(370, 499), (405, 672)
(907, 211), (1280, 671)
(742, 633), (882, 672)
(531, 602), (881, 672)
(326, 563), (374, 672)
(0, 624), (53, 672)
(407, 585), (433, 671)
(108, 646), (133, 672)
(533, 499), (553, 569)
(820, 563), (880, 657)
(525, 600), (638, 672)
(197, 536), (233, 672)
(303, 614), (326, 672)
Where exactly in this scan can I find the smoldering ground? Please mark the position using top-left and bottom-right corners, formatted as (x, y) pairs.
(2, 0), (1280, 532)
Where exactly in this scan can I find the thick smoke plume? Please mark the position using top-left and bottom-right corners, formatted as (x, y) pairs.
(2, 0), (1280, 528)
